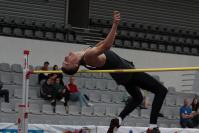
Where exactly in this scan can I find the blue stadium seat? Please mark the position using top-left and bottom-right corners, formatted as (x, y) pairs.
(29, 103), (41, 114)
(68, 105), (81, 115)
(123, 40), (131, 48)
(105, 105), (117, 117)
(193, 39), (199, 45)
(13, 73), (23, 85)
(102, 28), (109, 35)
(35, 30), (44, 39)
(141, 108), (151, 119)
(168, 87), (176, 94)
(14, 18), (25, 26)
(45, 32), (54, 40)
(42, 104), (55, 114)
(120, 30), (129, 38)
(65, 24), (72, 31)
(0, 72), (13, 85)
(146, 33), (154, 40)
(132, 41), (140, 48)
(159, 44), (166, 51)
(24, 29), (34, 38)
(35, 21), (45, 29)
(185, 38), (192, 44)
(101, 93), (112, 103)
(76, 35), (84, 43)
(165, 95), (176, 106)
(129, 31), (137, 38)
(0, 102), (13, 113)
(175, 46), (182, 53)
(11, 64), (23, 73)
(24, 19), (35, 27)
(89, 92), (101, 103)
(55, 23), (64, 31)
(170, 36), (178, 43)
(114, 39), (123, 47)
(96, 79), (107, 90)
(154, 34), (161, 41)
(137, 32), (146, 39)
(93, 105), (105, 116)
(55, 32), (64, 41)
(4, 16), (14, 25)
(129, 109), (139, 118)
(0, 63), (11, 72)
(2, 27), (12, 35)
(45, 22), (55, 29)
(101, 19), (111, 26)
(56, 105), (67, 115)
(167, 45), (174, 52)
(191, 47), (198, 54)
(81, 106), (93, 116)
(67, 34), (74, 42)
(13, 28), (23, 37)
(150, 43), (158, 50)
(141, 42), (149, 49)
(183, 47), (190, 54)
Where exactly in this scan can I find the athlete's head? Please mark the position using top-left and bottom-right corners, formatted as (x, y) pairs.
(62, 51), (80, 75)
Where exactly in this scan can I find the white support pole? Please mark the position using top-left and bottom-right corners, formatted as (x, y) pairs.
(24, 50), (30, 133)
(18, 50), (30, 133)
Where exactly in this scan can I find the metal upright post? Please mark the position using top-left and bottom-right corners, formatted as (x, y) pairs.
(18, 50), (30, 133)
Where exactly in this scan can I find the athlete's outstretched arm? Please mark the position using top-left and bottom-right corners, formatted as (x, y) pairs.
(86, 11), (120, 56)
(102, 11), (120, 49)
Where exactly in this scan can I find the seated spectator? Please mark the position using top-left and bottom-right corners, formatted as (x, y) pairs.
(192, 98), (199, 112)
(40, 75), (55, 101)
(53, 77), (70, 107)
(0, 80), (9, 103)
(38, 61), (49, 85)
(180, 98), (194, 128)
(191, 98), (199, 127)
(53, 65), (64, 85)
(67, 76), (92, 108)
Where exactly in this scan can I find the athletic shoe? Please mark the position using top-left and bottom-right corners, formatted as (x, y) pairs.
(107, 118), (120, 133)
(87, 102), (93, 107)
(60, 98), (65, 103)
(51, 100), (56, 106)
(146, 127), (160, 133)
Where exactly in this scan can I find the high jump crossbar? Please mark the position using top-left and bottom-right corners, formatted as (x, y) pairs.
(33, 66), (199, 74)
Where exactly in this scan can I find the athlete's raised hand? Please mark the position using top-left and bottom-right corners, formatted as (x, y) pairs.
(113, 11), (120, 25)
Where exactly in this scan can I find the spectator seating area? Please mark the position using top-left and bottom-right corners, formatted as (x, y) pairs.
(0, 0), (65, 24)
(0, 62), (197, 127)
(0, 14), (198, 56)
(89, 0), (199, 31)
(88, 0), (199, 55)
(0, 0), (199, 56)
(0, 15), (104, 45)
(89, 19), (199, 56)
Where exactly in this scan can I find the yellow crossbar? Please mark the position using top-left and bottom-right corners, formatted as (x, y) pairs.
(32, 66), (199, 74)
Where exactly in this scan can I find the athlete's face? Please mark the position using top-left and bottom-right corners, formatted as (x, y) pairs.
(62, 52), (79, 71)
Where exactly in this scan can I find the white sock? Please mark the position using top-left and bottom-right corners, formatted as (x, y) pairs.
(149, 124), (158, 129)
(117, 117), (122, 125)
